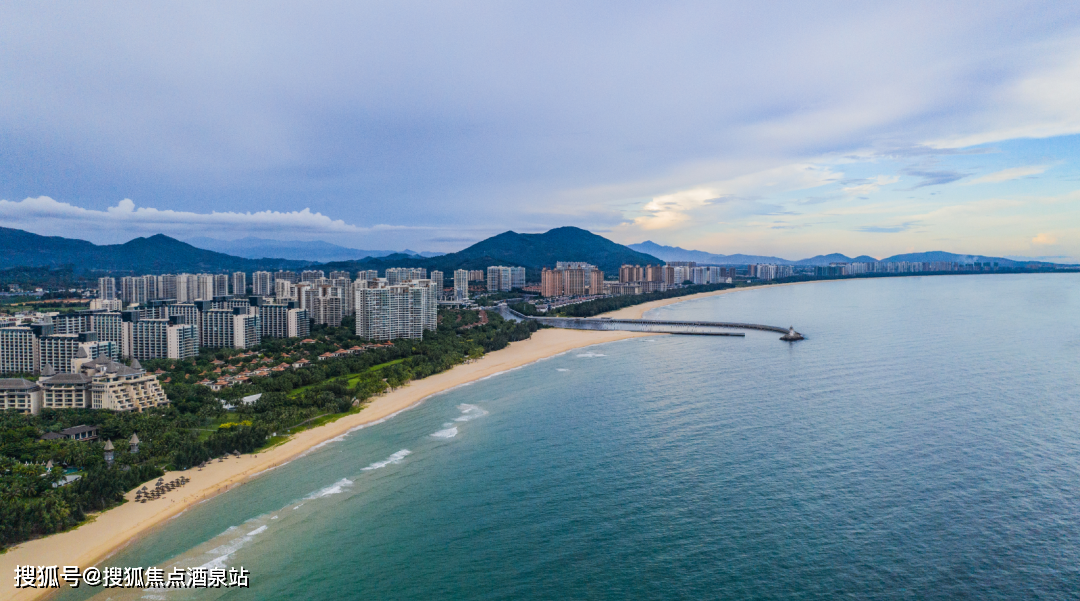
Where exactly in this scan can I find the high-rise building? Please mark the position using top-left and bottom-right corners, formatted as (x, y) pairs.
(454, 269), (469, 300)
(0, 327), (39, 375)
(275, 279), (295, 301)
(196, 274), (216, 301)
(329, 271), (351, 280)
(232, 272), (247, 296)
(120, 276), (148, 304)
(167, 303), (199, 326)
(40, 334), (117, 374)
(354, 280), (437, 341)
(214, 274), (230, 297)
(253, 271), (274, 296)
(510, 267), (525, 289)
(287, 308), (310, 338)
(540, 264), (604, 297)
(129, 319), (169, 360)
(386, 267), (427, 285)
(620, 265), (644, 283)
(331, 279), (354, 316)
(166, 322), (199, 359)
(430, 270), (444, 295)
(258, 302), (292, 338)
(301, 270), (325, 282)
(487, 266), (512, 292)
(358, 270), (378, 282)
(98, 277), (117, 300)
(468, 270), (485, 282)
(233, 308), (260, 349)
(199, 309), (234, 348)
(159, 274), (179, 301)
(91, 312), (124, 350)
(276, 270), (299, 284)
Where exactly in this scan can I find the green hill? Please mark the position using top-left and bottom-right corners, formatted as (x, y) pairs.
(0, 227), (310, 274)
(321, 227), (661, 280)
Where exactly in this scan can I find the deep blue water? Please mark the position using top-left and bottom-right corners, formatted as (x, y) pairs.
(64, 273), (1080, 600)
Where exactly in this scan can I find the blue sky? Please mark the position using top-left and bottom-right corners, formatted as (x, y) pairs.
(1, 1), (1079, 261)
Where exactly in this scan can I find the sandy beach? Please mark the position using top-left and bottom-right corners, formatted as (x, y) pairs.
(1, 284), (790, 600)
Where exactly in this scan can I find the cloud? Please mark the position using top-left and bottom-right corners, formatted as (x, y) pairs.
(966, 165), (1050, 185)
(0, 196), (422, 243)
(842, 175), (900, 196)
(632, 187), (720, 230)
(901, 168), (967, 189)
(1032, 232), (1057, 245)
(857, 222), (920, 233)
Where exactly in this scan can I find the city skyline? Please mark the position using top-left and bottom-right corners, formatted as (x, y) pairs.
(1, 3), (1079, 261)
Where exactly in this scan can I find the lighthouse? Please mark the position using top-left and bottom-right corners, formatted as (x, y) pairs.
(780, 326), (804, 341)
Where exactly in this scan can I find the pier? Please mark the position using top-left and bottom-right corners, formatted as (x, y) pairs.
(497, 305), (804, 340)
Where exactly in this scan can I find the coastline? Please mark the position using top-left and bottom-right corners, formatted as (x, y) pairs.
(1, 282), (798, 600)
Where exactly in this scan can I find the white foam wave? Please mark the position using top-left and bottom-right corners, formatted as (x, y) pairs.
(362, 449), (412, 471)
(576, 352), (606, 358)
(556, 368), (570, 372)
(454, 403), (489, 422)
(304, 478), (353, 500)
(198, 521), (269, 570)
(431, 427), (458, 439)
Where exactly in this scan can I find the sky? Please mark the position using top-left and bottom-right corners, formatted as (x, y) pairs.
(1, 1), (1079, 261)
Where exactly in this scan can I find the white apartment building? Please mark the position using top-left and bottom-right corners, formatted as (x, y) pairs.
(232, 272), (247, 296)
(386, 267), (427, 285)
(253, 271), (274, 296)
(454, 269), (469, 300)
(354, 279), (437, 341)
(487, 266), (511, 292)
(98, 277), (116, 300)
(0, 327), (38, 375)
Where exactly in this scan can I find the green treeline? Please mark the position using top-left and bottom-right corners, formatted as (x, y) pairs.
(0, 309), (537, 549)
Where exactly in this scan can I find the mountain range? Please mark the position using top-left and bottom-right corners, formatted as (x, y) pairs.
(0, 227), (310, 273)
(184, 236), (444, 262)
(0, 226), (1052, 283)
(0, 226), (657, 278)
(319, 227), (661, 277)
(629, 241), (1031, 267)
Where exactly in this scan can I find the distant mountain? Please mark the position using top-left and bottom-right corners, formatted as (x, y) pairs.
(321, 226), (660, 279)
(628, 241), (849, 265)
(0, 227), (309, 273)
(879, 251), (1022, 266)
(185, 236), (405, 262)
(631, 241), (1045, 267)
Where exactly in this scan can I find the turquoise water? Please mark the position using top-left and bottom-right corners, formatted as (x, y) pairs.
(63, 273), (1080, 600)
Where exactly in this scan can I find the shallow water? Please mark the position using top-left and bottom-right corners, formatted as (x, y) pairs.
(62, 273), (1080, 600)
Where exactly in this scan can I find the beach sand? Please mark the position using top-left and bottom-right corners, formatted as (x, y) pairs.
(1, 284), (791, 600)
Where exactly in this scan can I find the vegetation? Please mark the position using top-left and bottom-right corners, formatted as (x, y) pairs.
(0, 308), (537, 549)
(543, 283), (735, 318)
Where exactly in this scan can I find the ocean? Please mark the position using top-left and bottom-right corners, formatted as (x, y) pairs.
(60, 273), (1080, 600)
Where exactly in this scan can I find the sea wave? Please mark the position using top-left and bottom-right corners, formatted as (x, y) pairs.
(304, 478), (354, 500)
(362, 449), (412, 471)
(576, 352), (606, 358)
(431, 427), (459, 439)
(197, 522), (269, 570)
(454, 404), (489, 422)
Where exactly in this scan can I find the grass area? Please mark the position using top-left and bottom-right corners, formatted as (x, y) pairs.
(287, 358), (405, 398)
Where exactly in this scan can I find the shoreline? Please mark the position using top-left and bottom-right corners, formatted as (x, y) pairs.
(1, 282), (803, 600)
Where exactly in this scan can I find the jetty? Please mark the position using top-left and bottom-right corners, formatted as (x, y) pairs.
(498, 305), (804, 340)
